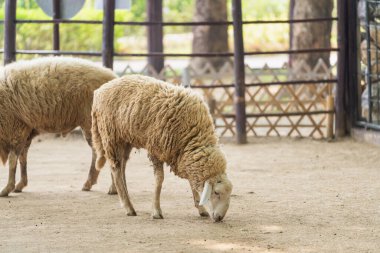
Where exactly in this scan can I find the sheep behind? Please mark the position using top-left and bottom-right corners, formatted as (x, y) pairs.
(0, 57), (117, 196)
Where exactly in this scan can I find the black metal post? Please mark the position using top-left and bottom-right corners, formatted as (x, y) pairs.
(53, 0), (60, 54)
(102, 0), (115, 69)
(346, 0), (359, 132)
(336, 0), (348, 137)
(147, 0), (164, 74)
(289, 0), (295, 67)
(4, 0), (17, 64)
(232, 0), (247, 144)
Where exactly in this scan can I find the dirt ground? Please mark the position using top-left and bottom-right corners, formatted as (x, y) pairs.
(0, 135), (379, 253)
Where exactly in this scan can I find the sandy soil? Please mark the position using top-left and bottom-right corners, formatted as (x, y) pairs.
(0, 135), (379, 253)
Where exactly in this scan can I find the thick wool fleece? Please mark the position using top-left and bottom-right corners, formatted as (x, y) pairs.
(92, 74), (227, 191)
(0, 57), (117, 163)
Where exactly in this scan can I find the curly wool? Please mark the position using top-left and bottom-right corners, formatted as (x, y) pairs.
(0, 57), (117, 163)
(92, 74), (227, 191)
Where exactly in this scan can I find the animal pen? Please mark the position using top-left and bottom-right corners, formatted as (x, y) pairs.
(2, 1), (380, 252)
(0, 0), (366, 143)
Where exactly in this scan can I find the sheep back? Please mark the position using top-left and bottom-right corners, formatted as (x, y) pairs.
(0, 57), (117, 134)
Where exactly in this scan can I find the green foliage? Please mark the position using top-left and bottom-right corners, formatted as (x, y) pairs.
(0, 0), (309, 57)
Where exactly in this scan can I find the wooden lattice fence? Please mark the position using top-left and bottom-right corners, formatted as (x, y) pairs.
(118, 59), (336, 139)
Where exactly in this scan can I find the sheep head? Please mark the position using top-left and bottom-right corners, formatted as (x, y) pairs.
(199, 173), (233, 222)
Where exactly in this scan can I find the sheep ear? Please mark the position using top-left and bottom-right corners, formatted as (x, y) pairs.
(199, 181), (212, 206)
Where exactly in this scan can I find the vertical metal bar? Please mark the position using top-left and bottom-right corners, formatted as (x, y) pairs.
(4, 0), (17, 64)
(288, 0), (295, 67)
(374, 2), (380, 124)
(365, 0), (373, 124)
(335, 0), (348, 137)
(346, 0), (360, 131)
(53, 0), (60, 54)
(147, 0), (164, 74)
(102, 0), (115, 69)
(232, 0), (247, 144)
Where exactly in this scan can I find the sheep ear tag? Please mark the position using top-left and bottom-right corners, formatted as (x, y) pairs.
(199, 181), (212, 206)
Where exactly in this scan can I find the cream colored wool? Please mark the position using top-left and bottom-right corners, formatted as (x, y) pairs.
(92, 74), (227, 192)
(0, 57), (117, 196)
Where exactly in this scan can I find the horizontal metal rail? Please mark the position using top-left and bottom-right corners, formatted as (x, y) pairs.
(15, 19), (102, 24)
(0, 48), (341, 56)
(356, 121), (380, 131)
(191, 79), (338, 89)
(245, 79), (338, 87)
(8, 17), (338, 26)
(114, 48), (339, 57)
(221, 110), (334, 118)
(15, 50), (101, 56)
(244, 48), (339, 55)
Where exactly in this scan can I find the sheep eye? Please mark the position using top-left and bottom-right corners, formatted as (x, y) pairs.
(217, 181), (222, 183)
(214, 191), (220, 195)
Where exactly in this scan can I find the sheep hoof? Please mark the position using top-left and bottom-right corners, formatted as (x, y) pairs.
(82, 181), (93, 191)
(0, 187), (13, 197)
(14, 182), (27, 193)
(199, 211), (210, 217)
(108, 184), (117, 195)
(127, 211), (137, 216)
(0, 191), (9, 197)
(108, 189), (117, 195)
(152, 210), (164, 219)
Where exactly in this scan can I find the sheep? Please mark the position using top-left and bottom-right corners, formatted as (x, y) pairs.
(0, 57), (118, 197)
(92, 74), (233, 222)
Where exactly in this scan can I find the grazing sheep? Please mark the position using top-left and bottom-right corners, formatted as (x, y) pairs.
(0, 57), (117, 197)
(92, 74), (233, 222)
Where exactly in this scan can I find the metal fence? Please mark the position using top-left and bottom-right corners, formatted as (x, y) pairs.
(1, 0), (352, 143)
(358, 0), (380, 130)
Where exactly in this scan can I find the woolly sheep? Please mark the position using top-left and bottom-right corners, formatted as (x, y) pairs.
(92, 74), (233, 222)
(0, 57), (117, 197)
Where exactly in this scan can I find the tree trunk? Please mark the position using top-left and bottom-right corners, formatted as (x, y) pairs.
(191, 0), (229, 71)
(290, 0), (334, 69)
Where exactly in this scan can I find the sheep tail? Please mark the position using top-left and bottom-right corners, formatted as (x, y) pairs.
(91, 111), (106, 171)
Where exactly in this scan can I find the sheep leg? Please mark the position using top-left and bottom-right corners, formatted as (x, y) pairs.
(108, 174), (117, 195)
(189, 183), (209, 217)
(82, 149), (100, 191)
(111, 145), (136, 216)
(14, 139), (32, 193)
(81, 128), (100, 191)
(0, 151), (18, 197)
(150, 155), (164, 219)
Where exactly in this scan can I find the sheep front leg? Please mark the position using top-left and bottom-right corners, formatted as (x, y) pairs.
(189, 183), (209, 217)
(0, 151), (18, 197)
(150, 156), (164, 219)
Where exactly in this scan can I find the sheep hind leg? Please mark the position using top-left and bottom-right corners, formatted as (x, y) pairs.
(82, 149), (100, 191)
(14, 139), (32, 193)
(0, 151), (18, 197)
(150, 155), (164, 219)
(81, 128), (100, 191)
(189, 184), (209, 217)
(111, 144), (136, 216)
